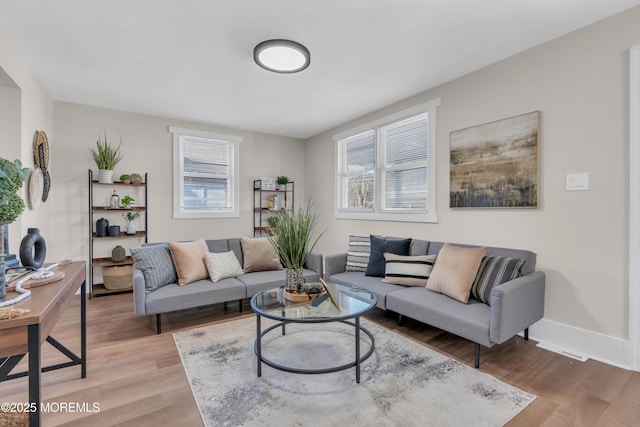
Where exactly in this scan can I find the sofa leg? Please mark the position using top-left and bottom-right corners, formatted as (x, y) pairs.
(524, 328), (529, 341)
(156, 314), (162, 334)
(398, 314), (406, 327)
(474, 343), (480, 368)
(238, 299), (243, 312)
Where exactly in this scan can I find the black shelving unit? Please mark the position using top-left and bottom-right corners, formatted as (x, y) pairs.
(253, 179), (294, 236)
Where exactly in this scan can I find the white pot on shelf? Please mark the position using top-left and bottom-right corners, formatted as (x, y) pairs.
(98, 169), (114, 184)
(126, 222), (136, 235)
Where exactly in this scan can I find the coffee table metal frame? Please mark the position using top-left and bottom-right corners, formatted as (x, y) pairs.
(250, 286), (377, 383)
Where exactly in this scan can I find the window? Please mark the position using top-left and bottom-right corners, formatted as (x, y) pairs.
(334, 98), (440, 223)
(170, 126), (241, 219)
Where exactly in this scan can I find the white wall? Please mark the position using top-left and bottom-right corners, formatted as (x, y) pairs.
(51, 102), (306, 263)
(306, 6), (640, 349)
(0, 31), (52, 254)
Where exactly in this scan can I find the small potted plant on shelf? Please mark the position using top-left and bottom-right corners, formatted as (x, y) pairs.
(119, 174), (132, 184)
(90, 131), (122, 184)
(122, 211), (140, 235)
(121, 195), (135, 208)
(276, 176), (289, 191)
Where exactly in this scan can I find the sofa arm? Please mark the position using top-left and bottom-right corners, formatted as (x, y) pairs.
(489, 271), (545, 344)
(133, 268), (147, 317)
(305, 252), (323, 276)
(325, 253), (348, 277)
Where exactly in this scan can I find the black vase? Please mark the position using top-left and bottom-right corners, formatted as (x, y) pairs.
(96, 218), (109, 237)
(20, 228), (46, 269)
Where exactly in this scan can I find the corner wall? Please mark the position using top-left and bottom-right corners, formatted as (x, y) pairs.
(305, 6), (640, 366)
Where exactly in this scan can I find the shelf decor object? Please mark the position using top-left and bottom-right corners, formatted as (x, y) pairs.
(90, 131), (122, 184)
(88, 169), (148, 297)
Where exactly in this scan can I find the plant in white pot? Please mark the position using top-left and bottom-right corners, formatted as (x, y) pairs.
(122, 211), (140, 235)
(0, 157), (29, 302)
(267, 201), (324, 295)
(90, 131), (122, 184)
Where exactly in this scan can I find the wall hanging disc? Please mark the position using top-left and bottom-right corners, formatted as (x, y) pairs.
(33, 131), (49, 171)
(28, 168), (44, 209)
(41, 169), (51, 202)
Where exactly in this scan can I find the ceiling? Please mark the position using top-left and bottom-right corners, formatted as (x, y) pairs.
(1, 0), (639, 139)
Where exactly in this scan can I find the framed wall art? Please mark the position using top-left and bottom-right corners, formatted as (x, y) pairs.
(449, 111), (540, 208)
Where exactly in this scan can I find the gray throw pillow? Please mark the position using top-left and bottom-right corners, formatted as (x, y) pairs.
(470, 256), (525, 305)
(130, 244), (178, 294)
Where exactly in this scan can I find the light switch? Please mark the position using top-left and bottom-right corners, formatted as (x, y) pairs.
(566, 173), (589, 191)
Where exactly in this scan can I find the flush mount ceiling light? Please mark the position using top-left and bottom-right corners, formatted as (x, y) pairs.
(253, 39), (310, 74)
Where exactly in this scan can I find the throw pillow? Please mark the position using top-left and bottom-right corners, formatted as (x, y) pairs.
(426, 243), (487, 303)
(382, 253), (437, 286)
(204, 251), (244, 283)
(130, 244), (178, 294)
(470, 256), (525, 305)
(346, 235), (371, 272)
(240, 237), (283, 273)
(365, 235), (412, 277)
(167, 239), (209, 286)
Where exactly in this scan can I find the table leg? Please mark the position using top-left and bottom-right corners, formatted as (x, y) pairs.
(355, 316), (361, 384)
(256, 314), (262, 377)
(28, 323), (41, 427)
(81, 279), (87, 378)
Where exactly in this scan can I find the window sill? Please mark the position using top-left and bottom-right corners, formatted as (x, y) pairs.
(335, 210), (438, 223)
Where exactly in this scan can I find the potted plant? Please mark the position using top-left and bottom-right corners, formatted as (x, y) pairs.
(267, 201), (324, 295)
(276, 176), (289, 191)
(119, 174), (132, 184)
(0, 157), (29, 302)
(90, 131), (122, 184)
(121, 195), (135, 208)
(122, 211), (140, 235)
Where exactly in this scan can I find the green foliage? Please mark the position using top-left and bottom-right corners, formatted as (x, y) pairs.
(122, 211), (140, 222)
(90, 132), (122, 170)
(0, 158), (29, 224)
(276, 176), (289, 185)
(119, 174), (132, 180)
(121, 195), (135, 206)
(267, 201), (324, 269)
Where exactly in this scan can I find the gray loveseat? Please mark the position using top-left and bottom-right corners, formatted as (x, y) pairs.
(325, 238), (545, 368)
(133, 237), (322, 333)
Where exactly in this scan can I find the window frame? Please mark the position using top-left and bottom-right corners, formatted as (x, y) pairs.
(333, 98), (441, 223)
(170, 126), (241, 219)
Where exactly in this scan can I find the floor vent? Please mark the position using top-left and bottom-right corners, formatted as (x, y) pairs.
(536, 342), (589, 362)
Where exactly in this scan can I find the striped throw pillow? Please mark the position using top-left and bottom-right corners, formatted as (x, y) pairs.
(346, 235), (371, 272)
(382, 253), (436, 286)
(471, 256), (525, 305)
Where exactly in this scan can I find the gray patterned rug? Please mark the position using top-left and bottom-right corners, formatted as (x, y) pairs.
(174, 317), (534, 427)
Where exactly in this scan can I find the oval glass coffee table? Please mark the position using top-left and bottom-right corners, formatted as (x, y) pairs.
(250, 283), (377, 383)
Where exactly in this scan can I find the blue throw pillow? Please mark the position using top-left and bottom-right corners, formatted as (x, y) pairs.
(365, 235), (412, 277)
(130, 244), (178, 294)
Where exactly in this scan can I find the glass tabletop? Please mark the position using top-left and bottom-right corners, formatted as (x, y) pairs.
(250, 282), (377, 322)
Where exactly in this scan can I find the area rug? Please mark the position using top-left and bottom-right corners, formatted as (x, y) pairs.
(174, 317), (534, 427)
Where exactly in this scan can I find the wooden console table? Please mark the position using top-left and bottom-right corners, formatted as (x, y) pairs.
(0, 261), (86, 427)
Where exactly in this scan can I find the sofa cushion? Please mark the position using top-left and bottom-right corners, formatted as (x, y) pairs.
(365, 235), (412, 277)
(204, 251), (244, 283)
(145, 278), (246, 315)
(240, 237), (283, 273)
(346, 235), (370, 272)
(382, 253), (436, 287)
(238, 268), (320, 298)
(130, 244), (178, 294)
(167, 239), (209, 286)
(328, 272), (404, 310)
(426, 243), (486, 303)
(471, 256), (525, 305)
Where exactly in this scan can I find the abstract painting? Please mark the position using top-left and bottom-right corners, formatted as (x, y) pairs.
(450, 111), (540, 208)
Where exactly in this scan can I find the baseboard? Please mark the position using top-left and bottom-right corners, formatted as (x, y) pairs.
(525, 318), (630, 370)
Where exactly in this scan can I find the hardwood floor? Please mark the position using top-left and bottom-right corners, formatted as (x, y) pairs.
(1, 293), (639, 426)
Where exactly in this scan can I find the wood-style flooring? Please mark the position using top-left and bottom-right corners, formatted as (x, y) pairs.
(1, 293), (639, 426)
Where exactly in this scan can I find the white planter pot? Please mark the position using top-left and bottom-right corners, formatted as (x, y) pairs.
(126, 222), (136, 235)
(98, 169), (114, 184)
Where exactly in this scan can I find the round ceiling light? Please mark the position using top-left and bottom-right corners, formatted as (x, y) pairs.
(253, 39), (310, 74)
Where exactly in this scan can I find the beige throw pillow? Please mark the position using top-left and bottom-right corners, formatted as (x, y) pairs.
(167, 239), (209, 286)
(240, 237), (283, 273)
(426, 243), (487, 303)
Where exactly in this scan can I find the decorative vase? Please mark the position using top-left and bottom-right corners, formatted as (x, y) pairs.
(126, 222), (136, 235)
(285, 268), (304, 294)
(108, 225), (120, 237)
(0, 261), (6, 302)
(98, 169), (114, 184)
(96, 218), (109, 236)
(111, 245), (126, 262)
(19, 228), (46, 269)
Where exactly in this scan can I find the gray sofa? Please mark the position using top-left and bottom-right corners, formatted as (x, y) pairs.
(325, 239), (545, 368)
(133, 237), (322, 333)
